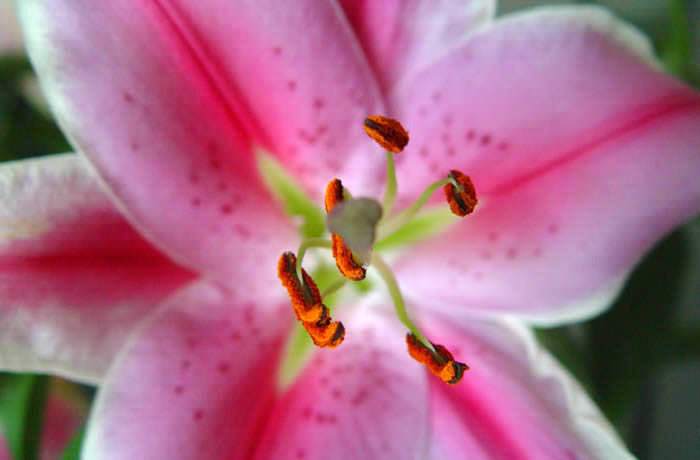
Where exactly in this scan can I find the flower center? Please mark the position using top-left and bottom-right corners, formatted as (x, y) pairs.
(267, 116), (477, 388)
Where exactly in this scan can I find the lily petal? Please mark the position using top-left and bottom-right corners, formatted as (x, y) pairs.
(83, 293), (428, 460)
(18, 0), (296, 280)
(0, 154), (193, 383)
(339, 0), (495, 91)
(147, 0), (387, 195)
(253, 309), (429, 460)
(392, 7), (700, 323)
(391, 6), (698, 199)
(82, 281), (291, 460)
(424, 315), (633, 459)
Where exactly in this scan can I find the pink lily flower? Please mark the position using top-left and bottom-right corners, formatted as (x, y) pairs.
(3, 0), (699, 458)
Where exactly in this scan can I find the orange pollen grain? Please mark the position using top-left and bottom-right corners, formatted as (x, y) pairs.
(277, 252), (345, 347)
(363, 115), (410, 153)
(324, 179), (367, 281)
(444, 170), (478, 217)
(406, 333), (468, 384)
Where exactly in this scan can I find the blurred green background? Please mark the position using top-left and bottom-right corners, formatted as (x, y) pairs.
(0, 1), (698, 459)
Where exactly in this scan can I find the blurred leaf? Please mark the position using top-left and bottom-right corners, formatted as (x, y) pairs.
(662, 0), (699, 84)
(0, 55), (69, 162)
(0, 374), (49, 460)
(586, 228), (692, 448)
(649, 361), (700, 460)
(535, 326), (591, 390)
(60, 426), (85, 460)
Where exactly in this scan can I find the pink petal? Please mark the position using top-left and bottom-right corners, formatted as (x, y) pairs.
(83, 292), (428, 460)
(252, 309), (429, 460)
(0, 155), (193, 383)
(19, 1), (297, 281)
(82, 281), (292, 460)
(339, 0), (494, 91)
(392, 7), (700, 323)
(423, 316), (633, 459)
(150, 0), (387, 195)
(391, 6), (698, 199)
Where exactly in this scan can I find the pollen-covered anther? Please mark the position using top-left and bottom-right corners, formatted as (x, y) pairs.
(363, 115), (410, 153)
(324, 179), (367, 281)
(277, 252), (345, 347)
(444, 170), (478, 217)
(406, 333), (469, 384)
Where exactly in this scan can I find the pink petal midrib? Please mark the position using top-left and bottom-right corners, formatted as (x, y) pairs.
(145, 0), (266, 149)
(488, 95), (700, 196)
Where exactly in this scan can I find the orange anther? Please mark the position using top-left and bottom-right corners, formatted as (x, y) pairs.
(277, 252), (345, 347)
(363, 115), (410, 153)
(444, 170), (478, 217)
(307, 317), (345, 348)
(324, 178), (344, 213)
(406, 333), (468, 384)
(324, 179), (367, 281)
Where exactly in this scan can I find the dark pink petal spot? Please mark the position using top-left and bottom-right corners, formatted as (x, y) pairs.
(181, 360), (191, 370)
(506, 248), (519, 259)
(174, 385), (184, 395)
(301, 407), (312, 419)
(312, 98), (325, 110)
(220, 204), (233, 215)
(272, 46), (282, 56)
(466, 129), (476, 141)
(548, 223), (560, 234)
(287, 80), (297, 91)
(191, 197), (201, 207)
(193, 409), (204, 421)
(217, 362), (230, 374)
(234, 224), (251, 239)
(122, 91), (134, 103)
(480, 134), (492, 146)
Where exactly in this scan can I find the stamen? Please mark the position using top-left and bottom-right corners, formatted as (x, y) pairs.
(363, 115), (410, 153)
(444, 170), (478, 217)
(371, 254), (435, 352)
(277, 252), (345, 347)
(363, 115), (409, 218)
(324, 179), (367, 281)
(406, 333), (469, 385)
(378, 177), (451, 240)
